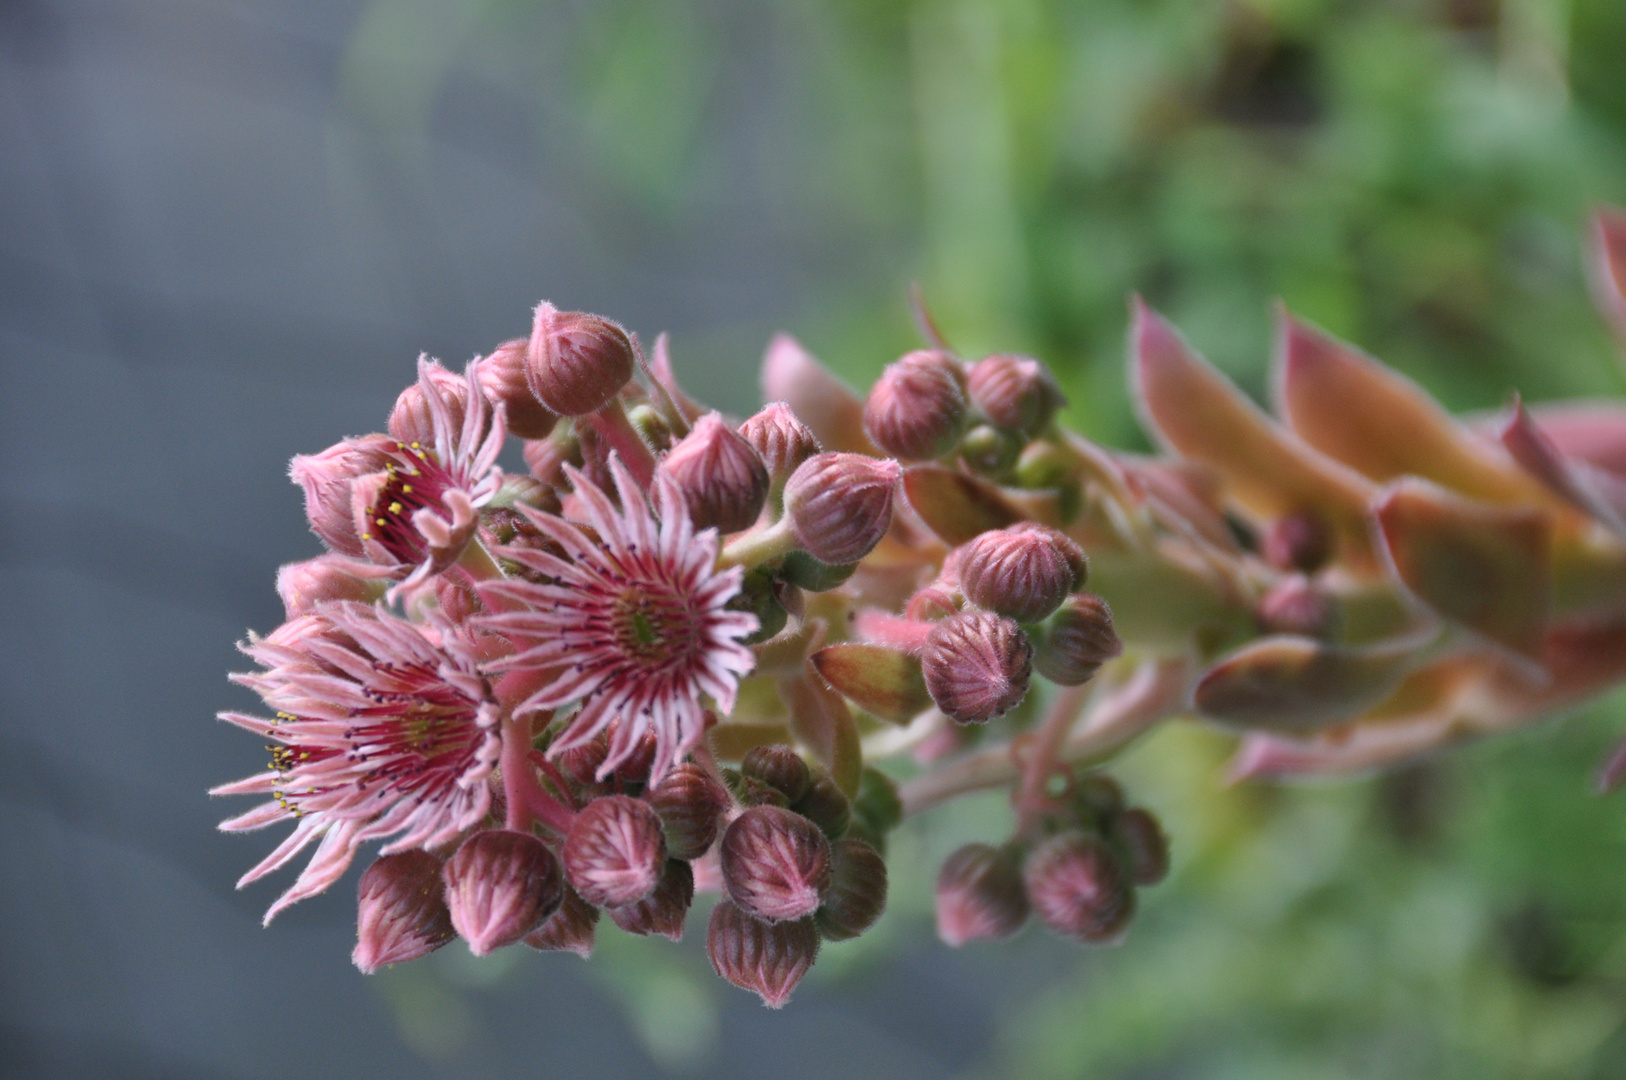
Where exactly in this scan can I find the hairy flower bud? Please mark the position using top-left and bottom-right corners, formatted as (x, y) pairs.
(863, 349), (969, 461)
(791, 773), (852, 840)
(389, 359), (471, 446)
(276, 555), (379, 617)
(441, 830), (564, 956)
(523, 884), (600, 958)
(480, 337), (558, 439)
(958, 524), (1087, 624)
(721, 806), (833, 922)
(1033, 594), (1123, 686)
(906, 583), (962, 621)
(288, 435), (395, 557)
(707, 899), (820, 1009)
(922, 611), (1034, 724)
(740, 745), (813, 803)
(647, 763), (731, 860)
(626, 402), (673, 451)
(1111, 808), (1170, 886)
(959, 422), (1024, 475)
(563, 795), (667, 907)
(966, 353), (1065, 435)
(935, 843), (1029, 946)
(660, 412), (770, 533)
(1262, 511), (1332, 573)
(525, 302), (636, 416)
(815, 839), (888, 942)
(1256, 574), (1337, 638)
(608, 858), (694, 941)
(352, 851), (456, 973)
(1023, 832), (1135, 944)
(783, 453), (901, 564)
(740, 402), (822, 479)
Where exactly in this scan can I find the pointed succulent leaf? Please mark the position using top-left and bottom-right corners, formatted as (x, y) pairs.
(1514, 401), (1626, 478)
(902, 464), (1023, 545)
(1500, 399), (1626, 538)
(811, 643), (933, 724)
(761, 334), (879, 455)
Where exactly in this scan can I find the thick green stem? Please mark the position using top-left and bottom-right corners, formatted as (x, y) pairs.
(720, 516), (798, 569)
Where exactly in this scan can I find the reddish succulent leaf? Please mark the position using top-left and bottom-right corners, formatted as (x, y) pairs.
(1519, 401), (1626, 477)
(902, 464), (1023, 545)
(1192, 633), (1426, 733)
(811, 643), (933, 724)
(1500, 398), (1626, 538)
(1591, 206), (1626, 342)
(761, 334), (879, 455)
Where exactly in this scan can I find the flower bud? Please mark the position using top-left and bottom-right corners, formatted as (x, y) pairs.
(863, 349), (968, 461)
(783, 453), (901, 564)
(1023, 832), (1135, 944)
(1111, 808), (1170, 886)
(525, 302), (636, 416)
(523, 884), (600, 959)
(563, 795), (667, 907)
(707, 899), (820, 1009)
(721, 806), (833, 922)
(1033, 594), (1122, 686)
(728, 771), (791, 808)
(1262, 511), (1332, 573)
(967, 353), (1065, 435)
(922, 611), (1034, 724)
(935, 843), (1029, 946)
(660, 412), (771, 533)
(959, 422), (1024, 475)
(604, 722), (657, 785)
(352, 850), (456, 973)
(625, 402), (673, 451)
(276, 555), (379, 617)
(480, 337), (558, 439)
(388, 359), (471, 446)
(523, 424), (580, 486)
(1072, 771), (1125, 823)
(958, 524), (1087, 624)
(647, 762), (731, 860)
(779, 550), (858, 592)
(815, 838), (888, 942)
(740, 402), (822, 480)
(848, 767), (904, 854)
(288, 435), (395, 557)
(608, 858), (694, 941)
(434, 577), (479, 623)
(1256, 574), (1337, 638)
(1014, 440), (1074, 490)
(906, 583), (962, 621)
(441, 830), (564, 956)
(554, 736), (609, 793)
(791, 772), (852, 840)
(740, 745), (813, 803)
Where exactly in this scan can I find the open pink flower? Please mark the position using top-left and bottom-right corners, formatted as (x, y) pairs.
(476, 458), (757, 784)
(212, 602), (501, 923)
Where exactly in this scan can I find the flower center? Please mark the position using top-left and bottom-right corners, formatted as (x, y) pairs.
(612, 586), (700, 668)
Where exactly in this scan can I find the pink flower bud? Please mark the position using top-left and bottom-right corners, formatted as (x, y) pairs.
(906, 583), (962, 621)
(720, 805), (833, 922)
(814, 838), (888, 942)
(1256, 574), (1337, 637)
(562, 795), (667, 907)
(1023, 832), (1135, 944)
(934, 843), (1028, 946)
(607, 858), (694, 941)
(352, 850), (456, 973)
(647, 763), (731, 860)
(1262, 511), (1332, 573)
(863, 349), (969, 461)
(288, 435), (395, 557)
(523, 884), (600, 958)
(739, 402), (822, 479)
(1033, 593), (1123, 686)
(389, 359), (471, 446)
(660, 412), (770, 533)
(275, 555), (379, 617)
(1110, 808), (1170, 886)
(525, 302), (636, 416)
(790, 772), (852, 840)
(922, 611), (1033, 724)
(707, 899), (820, 1009)
(783, 453), (901, 564)
(480, 337), (558, 439)
(441, 830), (564, 956)
(957, 524), (1087, 624)
(740, 745), (813, 803)
(966, 353), (1065, 435)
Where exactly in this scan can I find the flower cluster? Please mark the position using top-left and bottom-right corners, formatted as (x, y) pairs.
(214, 208), (1626, 1006)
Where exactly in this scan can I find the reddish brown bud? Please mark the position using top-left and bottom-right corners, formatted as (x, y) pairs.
(726, 768), (792, 808)
(441, 830), (564, 956)
(863, 349), (969, 461)
(389, 359), (471, 446)
(276, 555), (380, 617)
(791, 773), (852, 840)
(1256, 574), (1338, 638)
(288, 435), (395, 558)
(815, 839), (888, 942)
(958, 524), (1087, 624)
(720, 806), (833, 922)
(480, 337), (558, 439)
(525, 302), (636, 416)
(554, 736), (610, 794)
(707, 899), (820, 1009)
(967, 353), (1065, 435)
(647, 763), (732, 860)
(935, 843), (1028, 946)
(608, 858), (694, 941)
(783, 453), (901, 564)
(660, 412), (770, 533)
(1033, 594), (1123, 686)
(523, 884), (600, 959)
(352, 850), (456, 973)
(1262, 511), (1332, 573)
(563, 795), (667, 907)
(1023, 832), (1135, 944)
(1111, 808), (1170, 886)
(740, 402), (822, 479)
(740, 745), (813, 803)
(922, 611), (1034, 724)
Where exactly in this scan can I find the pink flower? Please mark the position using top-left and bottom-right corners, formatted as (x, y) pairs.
(212, 602), (501, 923)
(476, 458), (758, 783)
